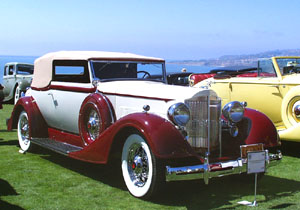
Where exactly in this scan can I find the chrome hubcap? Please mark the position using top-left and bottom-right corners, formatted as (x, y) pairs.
(294, 104), (300, 118)
(87, 109), (100, 141)
(128, 144), (149, 187)
(20, 115), (29, 145)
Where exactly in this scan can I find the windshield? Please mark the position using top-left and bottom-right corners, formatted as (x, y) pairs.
(276, 58), (300, 75)
(17, 64), (34, 75)
(90, 61), (166, 83)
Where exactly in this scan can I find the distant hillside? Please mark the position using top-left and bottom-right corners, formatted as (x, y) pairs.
(169, 49), (300, 67)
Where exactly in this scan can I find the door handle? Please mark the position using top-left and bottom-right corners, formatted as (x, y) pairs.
(271, 85), (279, 88)
(48, 92), (58, 106)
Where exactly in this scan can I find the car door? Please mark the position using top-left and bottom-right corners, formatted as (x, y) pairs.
(229, 60), (283, 124)
(36, 60), (93, 134)
(3, 64), (16, 98)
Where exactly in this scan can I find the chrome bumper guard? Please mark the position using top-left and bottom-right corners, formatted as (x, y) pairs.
(166, 150), (282, 184)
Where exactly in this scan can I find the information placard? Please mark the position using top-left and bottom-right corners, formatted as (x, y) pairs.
(247, 151), (266, 174)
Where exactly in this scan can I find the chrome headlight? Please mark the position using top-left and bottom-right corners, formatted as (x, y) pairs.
(168, 103), (190, 126)
(222, 101), (244, 123)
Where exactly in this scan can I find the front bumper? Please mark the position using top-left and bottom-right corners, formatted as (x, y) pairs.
(166, 150), (282, 184)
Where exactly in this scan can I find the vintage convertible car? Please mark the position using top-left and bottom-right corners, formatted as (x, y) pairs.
(166, 72), (192, 86)
(2, 62), (34, 104)
(192, 56), (300, 142)
(151, 72), (192, 86)
(8, 51), (281, 199)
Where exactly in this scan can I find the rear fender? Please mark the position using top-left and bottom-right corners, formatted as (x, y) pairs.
(7, 96), (48, 138)
(69, 113), (196, 163)
(243, 108), (279, 147)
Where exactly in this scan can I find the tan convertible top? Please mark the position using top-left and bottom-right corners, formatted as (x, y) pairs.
(31, 51), (164, 88)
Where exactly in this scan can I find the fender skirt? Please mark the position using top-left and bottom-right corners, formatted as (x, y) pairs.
(69, 113), (197, 164)
(243, 108), (279, 147)
(7, 96), (48, 138)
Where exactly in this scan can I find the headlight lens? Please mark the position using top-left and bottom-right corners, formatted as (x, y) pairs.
(222, 101), (244, 123)
(168, 103), (190, 126)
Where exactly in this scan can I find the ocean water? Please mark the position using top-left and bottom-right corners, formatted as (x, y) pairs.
(166, 63), (212, 74)
(0, 55), (213, 84)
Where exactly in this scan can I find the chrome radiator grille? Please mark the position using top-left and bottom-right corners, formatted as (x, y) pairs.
(185, 95), (221, 151)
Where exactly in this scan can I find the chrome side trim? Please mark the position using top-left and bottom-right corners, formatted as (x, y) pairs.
(166, 150), (282, 183)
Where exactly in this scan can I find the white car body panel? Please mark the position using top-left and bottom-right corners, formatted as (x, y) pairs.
(31, 82), (92, 134)
(29, 80), (203, 134)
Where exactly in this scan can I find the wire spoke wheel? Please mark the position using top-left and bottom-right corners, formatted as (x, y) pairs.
(86, 109), (101, 141)
(17, 111), (31, 151)
(127, 143), (149, 187)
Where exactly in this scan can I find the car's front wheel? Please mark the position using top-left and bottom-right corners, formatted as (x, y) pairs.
(121, 134), (164, 199)
(17, 111), (32, 152)
(14, 86), (21, 104)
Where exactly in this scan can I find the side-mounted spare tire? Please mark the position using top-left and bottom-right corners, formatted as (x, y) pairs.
(79, 93), (115, 145)
(281, 86), (300, 128)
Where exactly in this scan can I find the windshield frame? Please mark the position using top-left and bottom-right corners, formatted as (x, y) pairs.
(275, 57), (300, 76)
(89, 60), (167, 83)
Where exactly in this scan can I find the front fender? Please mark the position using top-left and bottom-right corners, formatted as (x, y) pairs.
(244, 108), (279, 147)
(18, 79), (31, 91)
(69, 113), (196, 163)
(7, 96), (48, 138)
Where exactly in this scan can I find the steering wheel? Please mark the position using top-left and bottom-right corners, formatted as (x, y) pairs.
(290, 67), (300, 74)
(137, 71), (151, 78)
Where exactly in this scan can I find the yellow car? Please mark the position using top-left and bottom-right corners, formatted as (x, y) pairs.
(192, 56), (300, 142)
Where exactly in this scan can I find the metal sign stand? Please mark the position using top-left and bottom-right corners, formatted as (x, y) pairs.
(238, 151), (266, 207)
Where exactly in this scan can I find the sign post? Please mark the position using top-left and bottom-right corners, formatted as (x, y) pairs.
(238, 150), (266, 207)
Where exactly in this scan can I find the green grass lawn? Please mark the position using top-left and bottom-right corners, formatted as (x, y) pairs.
(1, 104), (300, 209)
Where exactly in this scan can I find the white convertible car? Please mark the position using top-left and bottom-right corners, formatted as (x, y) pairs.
(8, 51), (281, 198)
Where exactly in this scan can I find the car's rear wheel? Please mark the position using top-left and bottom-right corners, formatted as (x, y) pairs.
(121, 134), (164, 199)
(17, 111), (32, 152)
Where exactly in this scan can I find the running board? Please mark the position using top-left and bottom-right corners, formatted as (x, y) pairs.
(31, 138), (83, 155)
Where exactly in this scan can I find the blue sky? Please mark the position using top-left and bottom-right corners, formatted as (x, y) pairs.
(1, 0), (300, 59)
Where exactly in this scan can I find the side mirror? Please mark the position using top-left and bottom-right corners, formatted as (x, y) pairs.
(92, 78), (101, 87)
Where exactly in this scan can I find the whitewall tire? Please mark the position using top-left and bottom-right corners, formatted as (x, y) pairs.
(17, 111), (31, 152)
(14, 86), (21, 104)
(121, 134), (164, 198)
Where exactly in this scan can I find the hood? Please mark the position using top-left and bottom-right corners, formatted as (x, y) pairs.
(96, 80), (214, 102)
